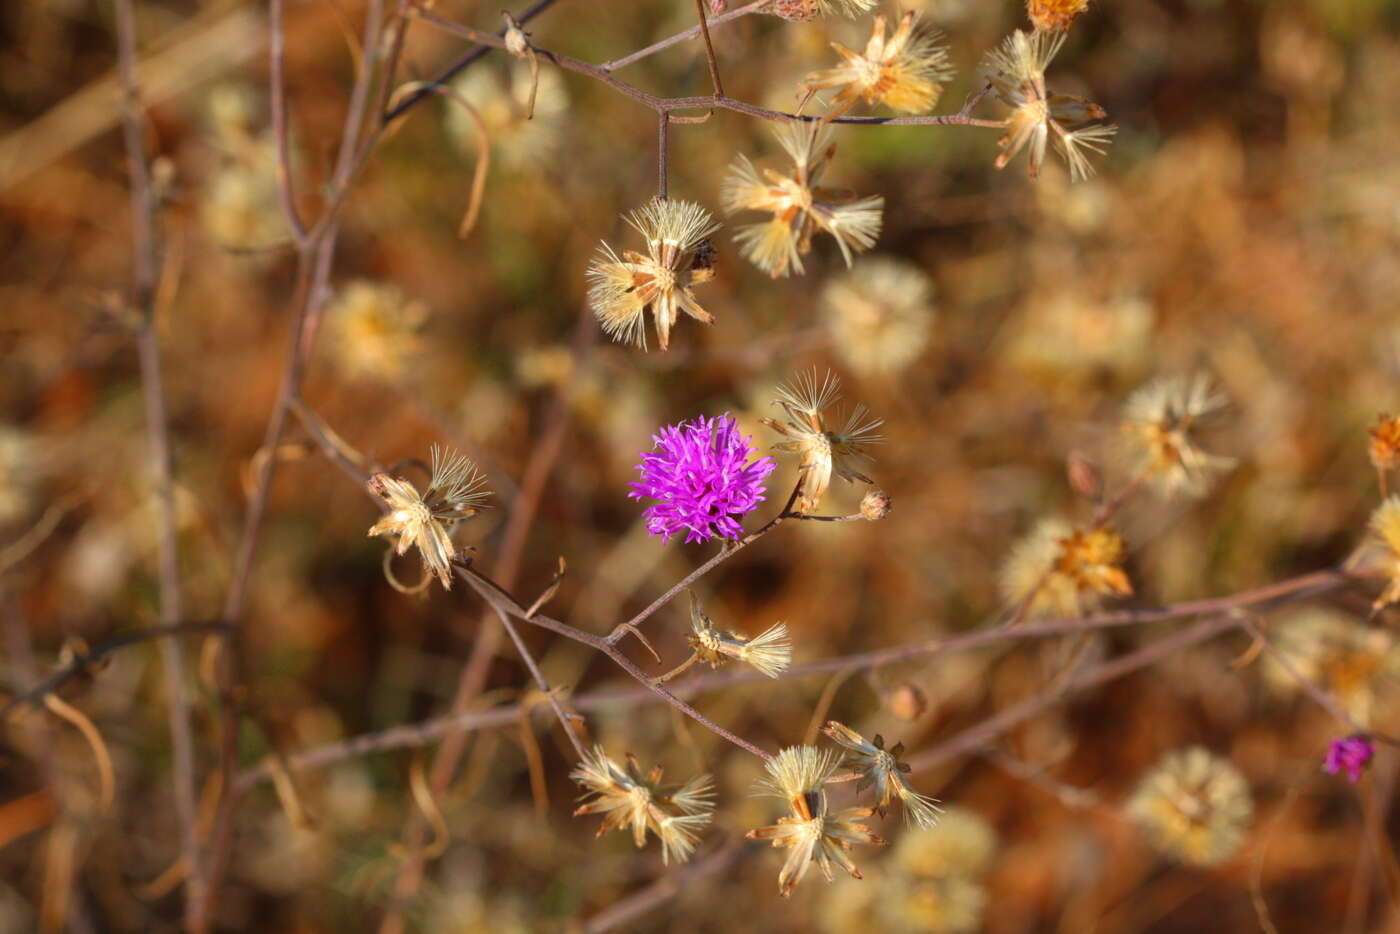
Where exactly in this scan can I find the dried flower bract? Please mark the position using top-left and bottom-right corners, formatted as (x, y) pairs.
(1128, 747), (1252, 866)
(823, 721), (942, 827)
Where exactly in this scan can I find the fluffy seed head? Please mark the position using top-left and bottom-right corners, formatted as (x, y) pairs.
(325, 280), (428, 381)
(686, 593), (793, 677)
(821, 258), (936, 376)
(999, 518), (1132, 619)
(1261, 609), (1400, 728)
(1120, 373), (1236, 498)
(822, 722), (942, 827)
(1128, 747), (1253, 866)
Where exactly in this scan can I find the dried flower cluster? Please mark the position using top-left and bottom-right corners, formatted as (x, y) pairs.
(761, 369), (883, 514)
(366, 446), (490, 589)
(723, 121), (884, 278)
(325, 280), (428, 382)
(1027, 0), (1091, 33)
(1128, 747), (1253, 866)
(570, 747), (714, 864)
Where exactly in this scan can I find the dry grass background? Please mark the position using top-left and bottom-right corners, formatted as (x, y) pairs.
(3, 0), (1400, 930)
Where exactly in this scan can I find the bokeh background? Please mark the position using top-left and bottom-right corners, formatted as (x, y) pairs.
(3, 0), (1400, 930)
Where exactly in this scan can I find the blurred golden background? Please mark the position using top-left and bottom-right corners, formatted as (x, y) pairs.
(3, 0), (1400, 930)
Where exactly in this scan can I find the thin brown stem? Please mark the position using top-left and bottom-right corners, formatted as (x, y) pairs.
(579, 843), (744, 933)
(112, 0), (202, 920)
(487, 604), (588, 759)
(657, 111), (669, 199)
(269, 0), (309, 246)
(693, 0), (725, 99)
(605, 480), (803, 646)
(603, 0), (767, 73)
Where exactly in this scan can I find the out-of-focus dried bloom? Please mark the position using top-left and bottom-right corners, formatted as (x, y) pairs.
(1121, 373), (1236, 499)
(0, 427), (37, 524)
(1027, 0), (1089, 32)
(750, 746), (882, 896)
(1369, 414), (1400, 474)
(687, 592), (792, 678)
(1262, 609), (1400, 727)
(629, 413), (775, 543)
(205, 83), (260, 147)
(887, 682), (928, 722)
(447, 61), (567, 167)
(201, 148), (286, 251)
(366, 446), (489, 589)
(859, 489), (892, 520)
(587, 199), (720, 350)
(821, 258), (935, 376)
(325, 280), (428, 381)
(800, 12), (954, 115)
(762, 370), (883, 514)
(1324, 735), (1374, 784)
(981, 30), (1116, 181)
(1364, 496), (1400, 611)
(769, 0), (878, 21)
(823, 722), (942, 827)
(893, 805), (997, 879)
(1127, 747), (1253, 866)
(887, 877), (987, 934)
(723, 121), (883, 278)
(998, 518), (1132, 619)
(1009, 293), (1154, 378)
(571, 746), (714, 864)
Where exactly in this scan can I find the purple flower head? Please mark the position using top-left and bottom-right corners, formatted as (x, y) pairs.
(630, 413), (776, 544)
(1324, 735), (1374, 784)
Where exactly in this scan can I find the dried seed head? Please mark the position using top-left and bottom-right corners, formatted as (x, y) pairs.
(1128, 747), (1252, 866)
(800, 12), (955, 115)
(571, 746), (715, 865)
(769, 0), (877, 20)
(823, 721), (942, 827)
(366, 446), (490, 589)
(325, 280), (428, 382)
(723, 122), (883, 278)
(764, 369), (883, 514)
(686, 593), (793, 678)
(981, 29), (1116, 181)
(1365, 496), (1400, 611)
(1027, 0), (1090, 32)
(587, 200), (721, 350)
(821, 257), (935, 376)
(1121, 373), (1236, 498)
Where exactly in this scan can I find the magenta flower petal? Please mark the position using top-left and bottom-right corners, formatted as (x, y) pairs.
(629, 413), (776, 544)
(1323, 735), (1374, 784)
